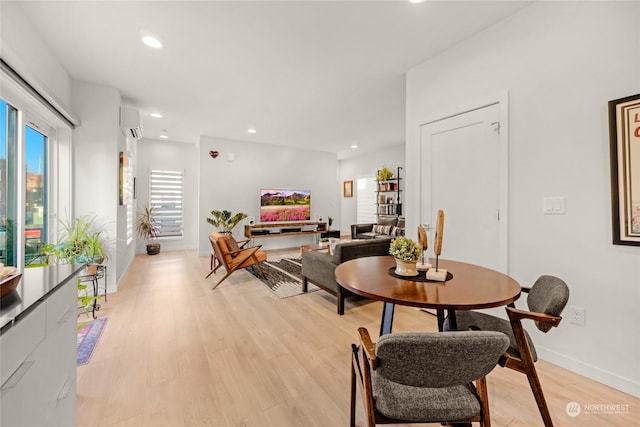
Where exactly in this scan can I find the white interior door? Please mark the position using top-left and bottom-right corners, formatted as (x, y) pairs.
(420, 103), (506, 271)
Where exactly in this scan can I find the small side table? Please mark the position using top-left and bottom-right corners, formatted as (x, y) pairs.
(78, 264), (107, 319)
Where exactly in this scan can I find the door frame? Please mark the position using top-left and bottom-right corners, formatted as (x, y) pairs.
(418, 91), (510, 273)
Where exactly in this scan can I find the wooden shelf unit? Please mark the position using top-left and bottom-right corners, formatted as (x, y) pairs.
(244, 221), (327, 239)
(375, 166), (403, 218)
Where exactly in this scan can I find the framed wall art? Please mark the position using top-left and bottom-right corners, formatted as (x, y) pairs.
(608, 93), (640, 246)
(343, 180), (353, 198)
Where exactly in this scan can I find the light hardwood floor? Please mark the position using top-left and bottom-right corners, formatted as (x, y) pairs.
(77, 250), (638, 426)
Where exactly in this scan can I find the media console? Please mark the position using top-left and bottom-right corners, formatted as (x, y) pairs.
(244, 221), (327, 241)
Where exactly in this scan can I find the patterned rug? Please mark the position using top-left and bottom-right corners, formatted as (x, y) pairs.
(247, 257), (319, 298)
(77, 317), (108, 365)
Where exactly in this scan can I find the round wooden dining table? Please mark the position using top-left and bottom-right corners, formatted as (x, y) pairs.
(335, 256), (521, 335)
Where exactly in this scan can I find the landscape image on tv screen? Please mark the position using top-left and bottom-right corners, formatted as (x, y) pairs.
(260, 189), (311, 222)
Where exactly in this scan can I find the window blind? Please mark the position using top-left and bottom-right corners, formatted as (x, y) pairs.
(357, 177), (376, 224)
(149, 169), (184, 238)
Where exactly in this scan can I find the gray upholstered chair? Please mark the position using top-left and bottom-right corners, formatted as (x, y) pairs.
(351, 328), (509, 427)
(452, 275), (570, 427)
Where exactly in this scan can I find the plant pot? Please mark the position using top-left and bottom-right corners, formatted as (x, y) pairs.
(146, 243), (161, 255)
(395, 258), (418, 276)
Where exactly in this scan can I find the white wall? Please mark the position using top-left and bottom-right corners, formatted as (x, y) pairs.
(339, 144), (405, 235)
(198, 136), (339, 254)
(406, 1), (640, 397)
(136, 138), (198, 253)
(71, 81), (126, 291)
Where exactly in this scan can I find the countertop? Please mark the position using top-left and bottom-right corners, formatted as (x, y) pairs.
(0, 264), (84, 333)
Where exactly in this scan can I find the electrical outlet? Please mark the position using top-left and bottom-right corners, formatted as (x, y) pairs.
(567, 305), (585, 326)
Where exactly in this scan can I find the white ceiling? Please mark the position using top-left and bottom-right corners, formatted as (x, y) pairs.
(15, 1), (531, 159)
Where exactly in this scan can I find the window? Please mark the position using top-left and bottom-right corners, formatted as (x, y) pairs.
(357, 177), (376, 224)
(149, 169), (183, 238)
(0, 99), (18, 266)
(24, 125), (48, 265)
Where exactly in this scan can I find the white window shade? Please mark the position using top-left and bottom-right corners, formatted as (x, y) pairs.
(357, 177), (376, 224)
(149, 169), (183, 238)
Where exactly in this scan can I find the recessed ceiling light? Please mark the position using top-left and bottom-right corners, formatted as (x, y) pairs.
(160, 129), (168, 139)
(351, 144), (358, 149)
(408, 0), (425, 3)
(151, 113), (163, 118)
(248, 127), (257, 134)
(142, 36), (162, 49)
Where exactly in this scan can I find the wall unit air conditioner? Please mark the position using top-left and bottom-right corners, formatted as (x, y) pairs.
(120, 106), (143, 139)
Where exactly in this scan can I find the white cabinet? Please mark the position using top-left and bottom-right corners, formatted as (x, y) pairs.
(1, 278), (77, 426)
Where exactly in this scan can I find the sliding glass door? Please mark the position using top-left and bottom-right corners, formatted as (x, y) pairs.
(1, 99), (18, 267)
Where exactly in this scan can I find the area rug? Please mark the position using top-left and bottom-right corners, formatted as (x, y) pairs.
(247, 257), (318, 299)
(77, 317), (108, 365)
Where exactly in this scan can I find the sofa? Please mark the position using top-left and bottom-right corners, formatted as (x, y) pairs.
(351, 216), (405, 240)
(301, 238), (392, 315)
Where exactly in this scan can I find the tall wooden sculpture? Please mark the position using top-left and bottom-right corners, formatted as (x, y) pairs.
(417, 225), (431, 270)
(426, 210), (447, 281)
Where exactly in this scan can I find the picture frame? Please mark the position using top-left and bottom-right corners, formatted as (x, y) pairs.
(608, 93), (640, 246)
(119, 152), (130, 206)
(343, 180), (353, 198)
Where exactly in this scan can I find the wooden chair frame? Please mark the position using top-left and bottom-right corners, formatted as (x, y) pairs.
(350, 328), (491, 427)
(206, 237), (250, 278)
(207, 234), (266, 290)
(501, 287), (563, 427)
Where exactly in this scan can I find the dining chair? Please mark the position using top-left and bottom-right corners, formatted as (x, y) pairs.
(206, 231), (267, 289)
(351, 327), (509, 427)
(451, 275), (570, 427)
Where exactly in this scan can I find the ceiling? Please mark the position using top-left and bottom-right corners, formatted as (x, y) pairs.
(14, 1), (531, 159)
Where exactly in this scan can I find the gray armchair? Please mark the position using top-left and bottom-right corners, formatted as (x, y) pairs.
(351, 328), (510, 426)
(450, 275), (570, 427)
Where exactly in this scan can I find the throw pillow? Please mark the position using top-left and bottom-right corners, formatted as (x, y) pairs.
(373, 225), (393, 235)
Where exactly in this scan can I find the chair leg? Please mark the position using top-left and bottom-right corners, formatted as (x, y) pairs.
(510, 319), (554, 427)
(211, 271), (233, 290)
(350, 347), (357, 427)
(524, 365), (554, 427)
(253, 259), (266, 278)
(475, 376), (491, 427)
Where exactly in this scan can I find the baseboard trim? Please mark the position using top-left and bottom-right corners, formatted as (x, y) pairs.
(537, 345), (640, 398)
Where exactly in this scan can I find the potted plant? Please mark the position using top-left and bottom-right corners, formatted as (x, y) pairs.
(377, 167), (394, 181)
(53, 215), (109, 265)
(136, 204), (161, 255)
(207, 210), (247, 233)
(389, 236), (421, 276)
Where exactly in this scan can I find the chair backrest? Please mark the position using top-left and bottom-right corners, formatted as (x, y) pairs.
(375, 331), (509, 388)
(527, 275), (570, 332)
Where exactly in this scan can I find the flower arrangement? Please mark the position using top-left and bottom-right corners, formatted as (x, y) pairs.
(389, 236), (421, 261)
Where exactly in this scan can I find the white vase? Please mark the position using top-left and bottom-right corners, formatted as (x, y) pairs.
(395, 258), (418, 276)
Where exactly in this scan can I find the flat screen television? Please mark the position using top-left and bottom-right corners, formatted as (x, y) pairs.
(260, 189), (311, 222)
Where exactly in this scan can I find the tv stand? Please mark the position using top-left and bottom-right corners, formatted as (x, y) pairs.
(244, 221), (327, 241)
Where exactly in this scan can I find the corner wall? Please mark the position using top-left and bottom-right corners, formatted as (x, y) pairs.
(406, 1), (640, 396)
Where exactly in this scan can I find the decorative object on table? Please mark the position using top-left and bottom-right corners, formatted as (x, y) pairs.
(389, 236), (421, 276)
(135, 204), (161, 255)
(416, 225), (432, 271)
(77, 317), (108, 365)
(426, 210), (447, 281)
(209, 150), (219, 159)
(246, 257), (320, 299)
(343, 180), (353, 197)
(328, 216), (334, 229)
(207, 209), (248, 233)
(608, 93), (640, 246)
